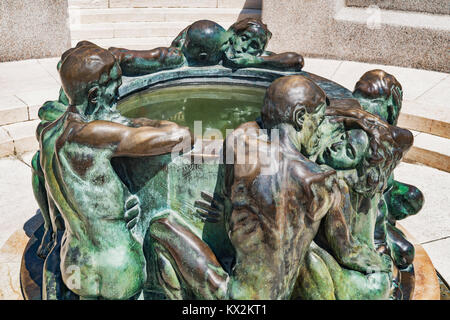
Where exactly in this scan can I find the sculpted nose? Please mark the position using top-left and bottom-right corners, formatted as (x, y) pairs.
(392, 126), (413, 153)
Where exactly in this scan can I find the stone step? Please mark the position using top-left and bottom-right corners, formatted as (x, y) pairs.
(403, 132), (450, 172)
(68, 0), (262, 9)
(71, 21), (237, 40)
(0, 120), (40, 156)
(69, 7), (261, 24)
(398, 100), (450, 139)
(71, 37), (174, 50)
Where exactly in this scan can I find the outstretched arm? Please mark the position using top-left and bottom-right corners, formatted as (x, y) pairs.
(67, 116), (194, 157)
(224, 51), (304, 71)
(108, 46), (185, 76)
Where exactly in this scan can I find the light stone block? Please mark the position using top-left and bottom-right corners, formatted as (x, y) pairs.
(413, 133), (450, 158)
(68, 0), (109, 8)
(109, 0), (217, 8)
(0, 127), (14, 158)
(2, 120), (40, 155)
(0, 96), (28, 126)
(302, 58), (343, 79)
(422, 238), (450, 285)
(218, 0), (262, 9)
(0, 157), (36, 248)
(416, 75), (450, 110)
(394, 163), (450, 244)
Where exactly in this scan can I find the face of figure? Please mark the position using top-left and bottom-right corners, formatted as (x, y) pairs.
(261, 75), (328, 156)
(318, 129), (369, 170)
(93, 62), (122, 108)
(231, 25), (268, 56)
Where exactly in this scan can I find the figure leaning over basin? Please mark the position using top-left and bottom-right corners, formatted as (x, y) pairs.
(108, 18), (304, 76)
(35, 42), (193, 300)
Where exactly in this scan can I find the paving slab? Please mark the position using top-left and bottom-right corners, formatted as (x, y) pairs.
(330, 61), (448, 100)
(35, 58), (61, 84)
(422, 238), (450, 285)
(109, 0), (218, 8)
(0, 95), (28, 126)
(2, 120), (40, 155)
(302, 58), (343, 79)
(0, 59), (60, 97)
(394, 163), (450, 244)
(0, 157), (36, 249)
(15, 88), (59, 119)
(415, 75), (450, 110)
(69, 0), (109, 9)
(18, 152), (35, 168)
(0, 128), (14, 158)
(413, 133), (450, 157)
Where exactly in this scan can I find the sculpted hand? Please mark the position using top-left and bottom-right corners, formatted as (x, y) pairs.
(194, 191), (224, 223)
(226, 53), (263, 68)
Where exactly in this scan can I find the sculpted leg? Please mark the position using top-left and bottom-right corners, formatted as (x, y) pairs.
(42, 231), (77, 300)
(385, 180), (424, 221)
(31, 151), (53, 258)
(146, 210), (229, 300)
(294, 242), (392, 300)
(108, 47), (185, 77)
(385, 223), (415, 269)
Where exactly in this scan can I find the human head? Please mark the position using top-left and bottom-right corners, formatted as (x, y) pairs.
(353, 69), (402, 125)
(183, 20), (230, 65)
(324, 106), (413, 196)
(317, 129), (369, 170)
(59, 41), (122, 113)
(261, 75), (329, 155)
(228, 18), (272, 56)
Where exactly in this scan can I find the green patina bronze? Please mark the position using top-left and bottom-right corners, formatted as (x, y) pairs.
(108, 18), (303, 77)
(23, 19), (424, 301)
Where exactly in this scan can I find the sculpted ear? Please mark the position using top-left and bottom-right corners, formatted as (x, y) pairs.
(85, 86), (99, 116)
(293, 105), (306, 131)
(87, 87), (99, 105)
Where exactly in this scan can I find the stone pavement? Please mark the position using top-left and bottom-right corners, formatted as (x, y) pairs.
(0, 56), (448, 298)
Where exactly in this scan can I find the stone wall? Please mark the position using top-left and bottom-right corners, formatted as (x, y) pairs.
(262, 0), (450, 73)
(346, 0), (450, 15)
(0, 0), (71, 62)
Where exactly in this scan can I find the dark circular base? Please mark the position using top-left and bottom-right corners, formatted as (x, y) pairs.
(21, 221), (432, 300)
(20, 223), (45, 300)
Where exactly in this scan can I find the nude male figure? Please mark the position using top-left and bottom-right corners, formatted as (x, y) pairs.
(109, 18), (304, 76)
(145, 76), (342, 299)
(39, 43), (193, 299)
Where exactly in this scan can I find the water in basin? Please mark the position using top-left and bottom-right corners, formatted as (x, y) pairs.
(117, 84), (266, 138)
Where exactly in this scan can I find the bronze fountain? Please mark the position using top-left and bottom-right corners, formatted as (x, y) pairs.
(21, 18), (424, 300)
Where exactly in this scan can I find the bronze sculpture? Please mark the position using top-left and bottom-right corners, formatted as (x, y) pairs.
(22, 18), (424, 300)
(34, 42), (193, 299)
(109, 18), (304, 76)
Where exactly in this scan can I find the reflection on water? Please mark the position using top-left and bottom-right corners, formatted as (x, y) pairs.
(117, 84), (266, 137)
